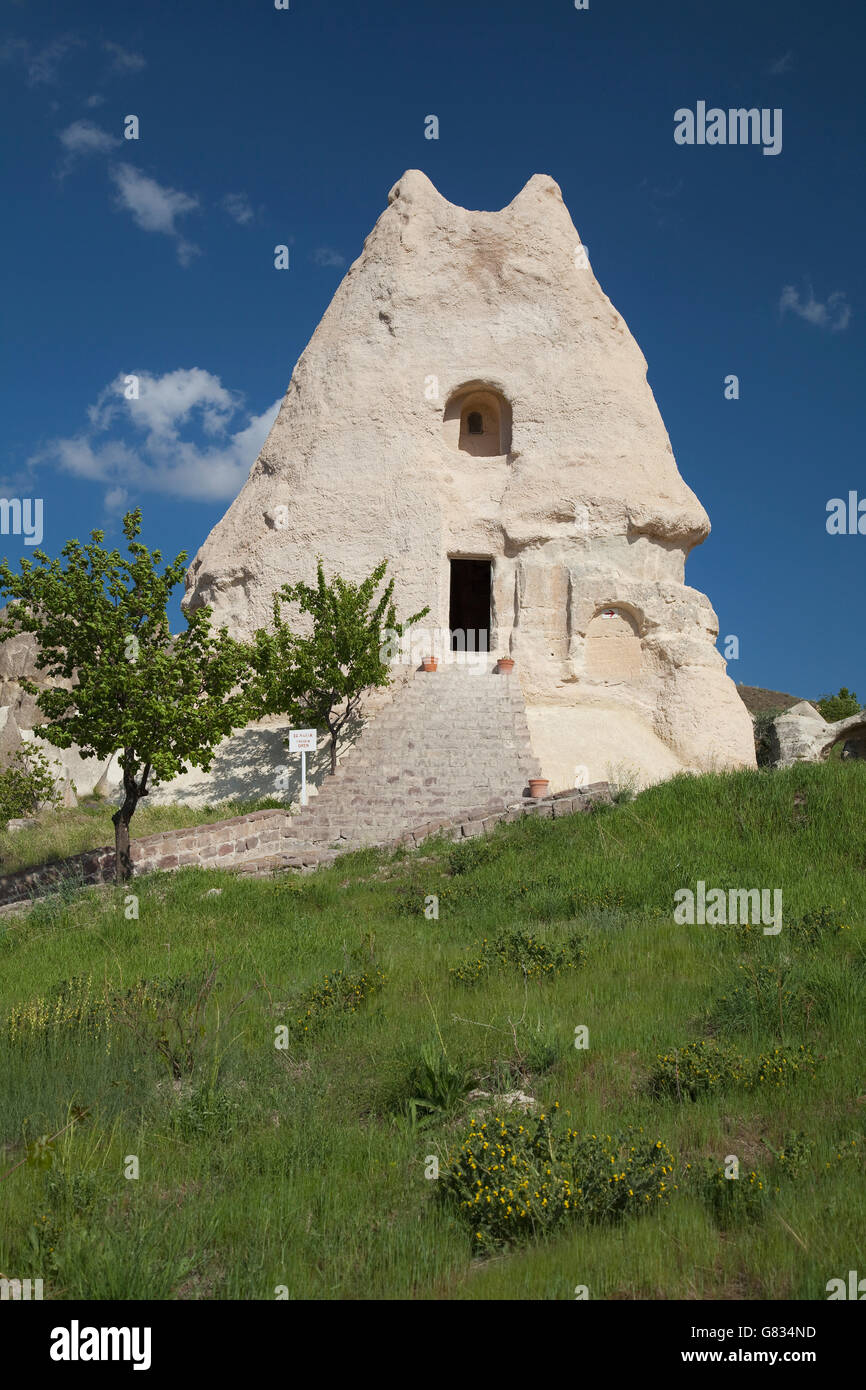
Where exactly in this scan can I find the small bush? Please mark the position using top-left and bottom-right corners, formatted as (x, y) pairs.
(731, 904), (847, 951)
(649, 1040), (819, 1100)
(519, 1022), (564, 1075)
(606, 762), (639, 805)
(285, 966), (386, 1043)
(440, 1108), (676, 1248)
(45, 1168), (100, 1215)
(700, 1161), (775, 1227)
(109, 964), (254, 1080)
(0, 746), (62, 828)
(449, 928), (585, 985)
(766, 1131), (814, 1178)
(789, 906), (849, 949)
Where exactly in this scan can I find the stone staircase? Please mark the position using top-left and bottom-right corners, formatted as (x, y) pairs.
(240, 664), (542, 871)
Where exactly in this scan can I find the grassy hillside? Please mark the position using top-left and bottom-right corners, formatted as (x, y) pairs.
(1, 761), (863, 1300)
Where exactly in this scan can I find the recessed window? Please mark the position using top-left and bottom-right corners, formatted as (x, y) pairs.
(442, 385), (512, 457)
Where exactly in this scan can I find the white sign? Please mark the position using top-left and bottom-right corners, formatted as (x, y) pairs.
(288, 729), (317, 753)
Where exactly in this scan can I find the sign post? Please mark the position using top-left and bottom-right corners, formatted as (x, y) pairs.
(288, 729), (317, 806)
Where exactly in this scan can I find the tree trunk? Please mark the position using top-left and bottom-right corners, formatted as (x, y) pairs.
(330, 734), (337, 775)
(111, 756), (146, 884)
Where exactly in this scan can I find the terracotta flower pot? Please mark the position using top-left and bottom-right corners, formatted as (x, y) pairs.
(528, 778), (550, 799)
(496, 657), (515, 674)
(422, 656), (438, 673)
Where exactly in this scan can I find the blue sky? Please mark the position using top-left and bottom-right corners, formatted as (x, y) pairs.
(1, 0), (863, 700)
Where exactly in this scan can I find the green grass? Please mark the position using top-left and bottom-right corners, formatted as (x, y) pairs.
(0, 760), (863, 1300)
(0, 795), (288, 876)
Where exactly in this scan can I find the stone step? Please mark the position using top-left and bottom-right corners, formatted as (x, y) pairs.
(278, 667), (541, 852)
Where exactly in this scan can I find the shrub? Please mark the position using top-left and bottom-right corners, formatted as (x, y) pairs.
(0, 746), (62, 828)
(765, 1131), (814, 1178)
(700, 1161), (775, 1227)
(45, 1168), (100, 1217)
(732, 904), (848, 952)
(449, 928), (585, 985)
(817, 687), (861, 723)
(518, 1021), (564, 1075)
(284, 965), (386, 1043)
(789, 906), (849, 949)
(649, 1040), (819, 1100)
(439, 1107), (676, 1248)
(606, 762), (639, 805)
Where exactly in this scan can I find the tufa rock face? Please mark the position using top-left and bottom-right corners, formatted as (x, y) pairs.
(185, 170), (755, 783)
(772, 702), (866, 766)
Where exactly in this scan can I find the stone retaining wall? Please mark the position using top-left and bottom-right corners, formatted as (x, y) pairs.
(0, 784), (613, 906)
(238, 784), (614, 875)
(404, 782), (612, 847)
(0, 808), (291, 907)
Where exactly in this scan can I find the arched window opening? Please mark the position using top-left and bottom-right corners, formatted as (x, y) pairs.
(442, 385), (512, 457)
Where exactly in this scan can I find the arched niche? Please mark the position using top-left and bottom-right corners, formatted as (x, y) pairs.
(585, 607), (642, 681)
(442, 384), (512, 457)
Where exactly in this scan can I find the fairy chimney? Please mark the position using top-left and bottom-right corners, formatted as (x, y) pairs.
(184, 170), (755, 786)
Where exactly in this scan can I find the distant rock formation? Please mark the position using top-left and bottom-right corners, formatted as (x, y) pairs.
(772, 701), (866, 766)
(0, 626), (47, 734)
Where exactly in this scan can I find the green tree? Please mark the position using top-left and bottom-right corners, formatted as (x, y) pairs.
(250, 559), (428, 774)
(0, 746), (62, 829)
(0, 511), (253, 882)
(817, 687), (862, 723)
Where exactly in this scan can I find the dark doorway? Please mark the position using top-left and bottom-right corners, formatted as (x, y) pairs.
(449, 558), (491, 652)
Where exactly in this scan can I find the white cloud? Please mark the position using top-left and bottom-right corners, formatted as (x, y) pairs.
(222, 192), (254, 225)
(104, 485), (129, 512)
(59, 119), (120, 157)
(311, 246), (346, 268)
(779, 283), (851, 333)
(103, 41), (146, 73)
(36, 369), (280, 502)
(85, 93), (105, 108)
(0, 33), (83, 85)
(88, 368), (237, 438)
(109, 162), (200, 264)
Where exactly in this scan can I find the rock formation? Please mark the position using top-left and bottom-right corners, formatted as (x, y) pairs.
(185, 170), (754, 788)
(772, 701), (866, 766)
